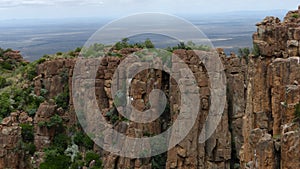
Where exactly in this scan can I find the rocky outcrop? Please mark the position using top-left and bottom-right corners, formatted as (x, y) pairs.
(239, 6), (300, 169)
(2, 50), (27, 63)
(34, 58), (77, 131)
(35, 58), (75, 99)
(224, 51), (248, 162)
(281, 123), (300, 169)
(34, 101), (58, 151)
(253, 7), (300, 57)
(0, 112), (32, 168)
(165, 50), (231, 169)
(239, 48), (300, 169)
(1, 6), (300, 169)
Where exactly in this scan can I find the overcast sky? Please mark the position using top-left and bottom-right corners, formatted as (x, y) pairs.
(0, 0), (299, 20)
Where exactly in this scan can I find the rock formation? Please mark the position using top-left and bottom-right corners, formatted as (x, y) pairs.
(0, 111), (32, 168)
(0, 5), (300, 169)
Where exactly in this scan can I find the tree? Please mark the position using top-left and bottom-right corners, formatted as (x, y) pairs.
(252, 43), (260, 57)
(0, 76), (7, 88)
(144, 39), (155, 48)
(0, 93), (12, 118)
(238, 48), (250, 57)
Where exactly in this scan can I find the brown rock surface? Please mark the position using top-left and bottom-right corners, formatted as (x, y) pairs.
(281, 123), (300, 169)
(2, 6), (300, 169)
(0, 112), (33, 168)
(33, 101), (57, 151)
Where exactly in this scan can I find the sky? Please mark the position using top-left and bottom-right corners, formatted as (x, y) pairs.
(0, 0), (299, 20)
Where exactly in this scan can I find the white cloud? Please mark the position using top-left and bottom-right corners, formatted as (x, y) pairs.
(0, 0), (299, 19)
(0, 0), (104, 8)
(0, 0), (50, 8)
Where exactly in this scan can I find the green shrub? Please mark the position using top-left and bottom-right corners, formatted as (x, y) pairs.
(23, 142), (36, 155)
(115, 38), (130, 50)
(238, 48), (250, 57)
(52, 133), (71, 152)
(238, 48), (250, 63)
(151, 154), (167, 169)
(75, 47), (82, 53)
(144, 38), (155, 48)
(48, 114), (63, 127)
(0, 86), (44, 119)
(40, 88), (48, 97)
(252, 43), (260, 57)
(105, 107), (119, 124)
(20, 124), (34, 142)
(0, 48), (4, 57)
(85, 151), (100, 164)
(169, 42), (193, 51)
(24, 62), (37, 81)
(0, 76), (7, 88)
(108, 52), (123, 57)
(74, 131), (94, 150)
(4, 48), (13, 53)
(186, 41), (210, 51)
(68, 51), (76, 57)
(36, 57), (46, 64)
(54, 86), (69, 110)
(11, 87), (44, 116)
(38, 121), (47, 127)
(114, 38), (155, 50)
(85, 151), (102, 168)
(178, 42), (191, 50)
(70, 160), (84, 169)
(56, 52), (63, 56)
(1, 61), (13, 70)
(0, 93), (12, 118)
(19, 141), (36, 155)
(59, 68), (69, 83)
(292, 13), (299, 18)
(38, 114), (63, 128)
(23, 95), (44, 117)
(40, 149), (71, 169)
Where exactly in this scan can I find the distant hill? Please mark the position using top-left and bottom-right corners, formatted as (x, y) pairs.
(0, 9), (290, 61)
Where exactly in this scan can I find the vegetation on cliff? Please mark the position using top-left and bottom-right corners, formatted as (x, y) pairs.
(1, 7), (300, 167)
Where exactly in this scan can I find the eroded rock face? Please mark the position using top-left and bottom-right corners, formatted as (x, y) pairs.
(238, 6), (300, 169)
(225, 54), (248, 160)
(2, 50), (27, 63)
(268, 57), (300, 135)
(0, 112), (32, 168)
(281, 123), (300, 169)
(34, 101), (57, 151)
(2, 6), (300, 169)
(35, 58), (75, 99)
(240, 56), (300, 169)
(165, 50), (231, 169)
(253, 7), (300, 57)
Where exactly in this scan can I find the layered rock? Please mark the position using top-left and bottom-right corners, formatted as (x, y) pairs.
(253, 7), (300, 57)
(239, 47), (300, 169)
(239, 6), (300, 169)
(34, 101), (58, 151)
(281, 123), (300, 169)
(0, 112), (32, 168)
(35, 58), (75, 99)
(1, 6), (300, 169)
(1, 50), (28, 64)
(165, 50), (231, 169)
(224, 51), (248, 161)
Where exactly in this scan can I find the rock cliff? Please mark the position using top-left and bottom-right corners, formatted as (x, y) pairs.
(0, 6), (300, 169)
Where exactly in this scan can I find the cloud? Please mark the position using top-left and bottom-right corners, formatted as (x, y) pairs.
(0, 0), (51, 8)
(0, 0), (104, 8)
